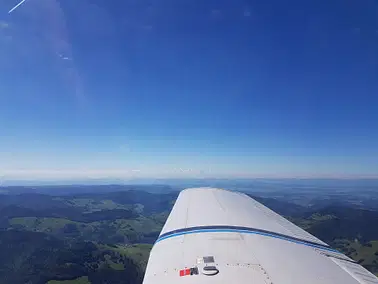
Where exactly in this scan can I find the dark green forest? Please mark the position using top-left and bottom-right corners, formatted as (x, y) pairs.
(0, 187), (377, 283)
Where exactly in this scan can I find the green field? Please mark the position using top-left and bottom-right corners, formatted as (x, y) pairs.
(60, 198), (132, 213)
(333, 239), (378, 275)
(342, 240), (378, 264)
(9, 217), (94, 235)
(11, 217), (79, 228)
(47, 276), (90, 284)
(9, 215), (162, 244)
(289, 213), (337, 230)
(99, 243), (152, 270)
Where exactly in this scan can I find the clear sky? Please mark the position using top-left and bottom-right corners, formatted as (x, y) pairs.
(0, 0), (377, 180)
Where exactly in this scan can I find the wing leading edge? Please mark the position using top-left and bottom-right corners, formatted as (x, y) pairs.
(143, 187), (378, 284)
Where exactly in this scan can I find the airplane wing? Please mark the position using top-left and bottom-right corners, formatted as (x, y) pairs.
(143, 187), (378, 284)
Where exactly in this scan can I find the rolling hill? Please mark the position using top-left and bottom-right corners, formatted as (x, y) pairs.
(0, 187), (377, 282)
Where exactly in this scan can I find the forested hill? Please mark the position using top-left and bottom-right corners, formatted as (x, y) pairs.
(0, 189), (177, 284)
(0, 187), (377, 283)
(0, 230), (144, 284)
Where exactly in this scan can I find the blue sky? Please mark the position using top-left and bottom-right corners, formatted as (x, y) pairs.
(0, 0), (377, 180)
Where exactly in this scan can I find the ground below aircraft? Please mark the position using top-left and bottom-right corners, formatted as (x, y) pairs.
(143, 187), (378, 284)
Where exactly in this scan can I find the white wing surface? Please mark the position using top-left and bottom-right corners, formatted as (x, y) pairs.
(143, 187), (378, 284)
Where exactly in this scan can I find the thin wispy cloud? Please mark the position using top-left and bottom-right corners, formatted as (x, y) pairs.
(58, 53), (71, 60)
(0, 21), (9, 29)
(0, 21), (11, 47)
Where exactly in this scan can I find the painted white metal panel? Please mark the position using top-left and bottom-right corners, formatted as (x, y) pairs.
(160, 187), (327, 246)
(330, 257), (378, 284)
(143, 187), (378, 284)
